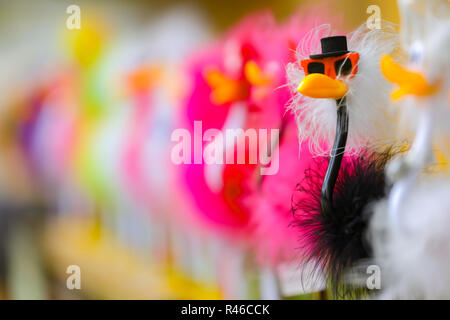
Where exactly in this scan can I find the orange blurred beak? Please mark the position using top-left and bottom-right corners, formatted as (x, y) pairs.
(380, 54), (440, 101)
(204, 69), (249, 105)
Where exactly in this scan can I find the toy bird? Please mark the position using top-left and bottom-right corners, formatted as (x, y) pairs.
(370, 0), (450, 299)
(379, 0), (450, 227)
(287, 25), (399, 296)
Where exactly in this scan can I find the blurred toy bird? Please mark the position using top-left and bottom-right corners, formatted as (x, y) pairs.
(174, 10), (335, 299)
(370, 0), (450, 299)
(379, 0), (450, 227)
(175, 11), (310, 237)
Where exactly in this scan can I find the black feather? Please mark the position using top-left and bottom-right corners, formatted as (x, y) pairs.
(291, 148), (396, 298)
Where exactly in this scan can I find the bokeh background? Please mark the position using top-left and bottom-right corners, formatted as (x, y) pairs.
(0, 0), (400, 299)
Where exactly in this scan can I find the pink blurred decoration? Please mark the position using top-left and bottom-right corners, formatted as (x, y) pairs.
(173, 9), (337, 259)
(248, 119), (317, 266)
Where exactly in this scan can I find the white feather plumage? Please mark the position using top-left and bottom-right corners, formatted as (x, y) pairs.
(370, 180), (450, 299)
(286, 23), (400, 155)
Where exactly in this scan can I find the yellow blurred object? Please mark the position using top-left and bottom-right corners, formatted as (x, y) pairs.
(244, 61), (272, 86)
(380, 54), (440, 101)
(64, 20), (107, 68)
(434, 147), (449, 173)
(43, 218), (222, 299)
(72, 118), (109, 202)
(297, 73), (348, 99)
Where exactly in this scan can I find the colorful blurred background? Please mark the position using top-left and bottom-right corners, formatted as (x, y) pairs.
(0, 0), (400, 299)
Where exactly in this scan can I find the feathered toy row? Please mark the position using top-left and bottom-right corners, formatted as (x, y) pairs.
(8, 0), (450, 299)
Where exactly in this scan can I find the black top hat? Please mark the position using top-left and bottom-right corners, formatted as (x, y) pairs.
(310, 36), (350, 59)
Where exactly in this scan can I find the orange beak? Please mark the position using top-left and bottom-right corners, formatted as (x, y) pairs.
(297, 73), (348, 99)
